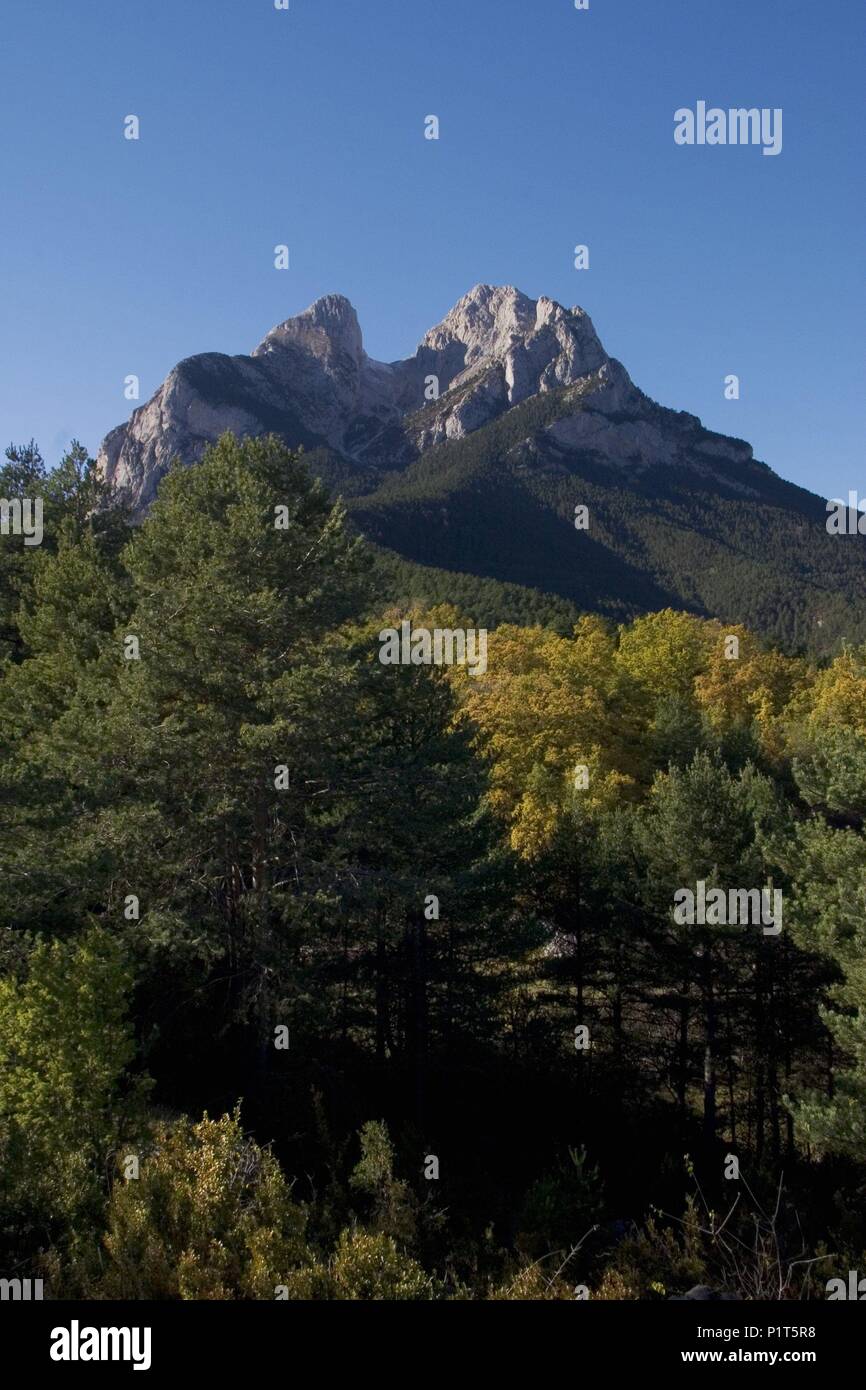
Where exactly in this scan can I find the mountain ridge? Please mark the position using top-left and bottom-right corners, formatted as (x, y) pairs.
(99, 284), (755, 511)
(96, 286), (866, 654)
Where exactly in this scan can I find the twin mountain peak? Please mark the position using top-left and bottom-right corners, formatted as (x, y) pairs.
(98, 284), (750, 513)
(97, 286), (864, 655)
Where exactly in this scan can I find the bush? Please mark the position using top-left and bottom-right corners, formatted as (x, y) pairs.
(488, 1263), (576, 1300)
(0, 930), (145, 1254)
(516, 1145), (603, 1260)
(330, 1229), (433, 1300)
(92, 1108), (311, 1299)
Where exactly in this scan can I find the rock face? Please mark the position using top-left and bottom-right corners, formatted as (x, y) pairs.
(97, 284), (753, 516)
(669, 1285), (741, 1301)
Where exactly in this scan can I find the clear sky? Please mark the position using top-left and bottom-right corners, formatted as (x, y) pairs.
(1, 0), (862, 501)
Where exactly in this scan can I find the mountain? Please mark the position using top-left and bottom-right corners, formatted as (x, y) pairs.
(98, 286), (611, 509)
(97, 285), (866, 653)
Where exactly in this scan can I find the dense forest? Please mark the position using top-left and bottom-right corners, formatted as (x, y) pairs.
(1, 433), (865, 1300)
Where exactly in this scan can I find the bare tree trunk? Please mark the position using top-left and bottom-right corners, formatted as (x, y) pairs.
(754, 951), (765, 1162)
(404, 908), (428, 1132)
(375, 910), (388, 1064)
(701, 945), (717, 1148)
(340, 916), (349, 1050)
(726, 999), (737, 1148)
(677, 993), (689, 1128)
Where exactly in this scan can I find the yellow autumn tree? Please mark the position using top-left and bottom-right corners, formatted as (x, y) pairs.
(456, 617), (639, 857)
(614, 609), (715, 705)
(693, 623), (810, 762)
(794, 644), (866, 737)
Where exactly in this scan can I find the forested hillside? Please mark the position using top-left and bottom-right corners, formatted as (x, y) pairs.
(1, 434), (865, 1300)
(349, 381), (866, 657)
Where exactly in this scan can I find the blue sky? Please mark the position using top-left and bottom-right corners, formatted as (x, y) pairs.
(1, 0), (862, 500)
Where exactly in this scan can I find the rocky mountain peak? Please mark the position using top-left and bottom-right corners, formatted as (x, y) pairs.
(96, 284), (751, 517)
(423, 285), (537, 360)
(253, 293), (364, 365)
(423, 284), (602, 362)
(419, 284), (609, 400)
